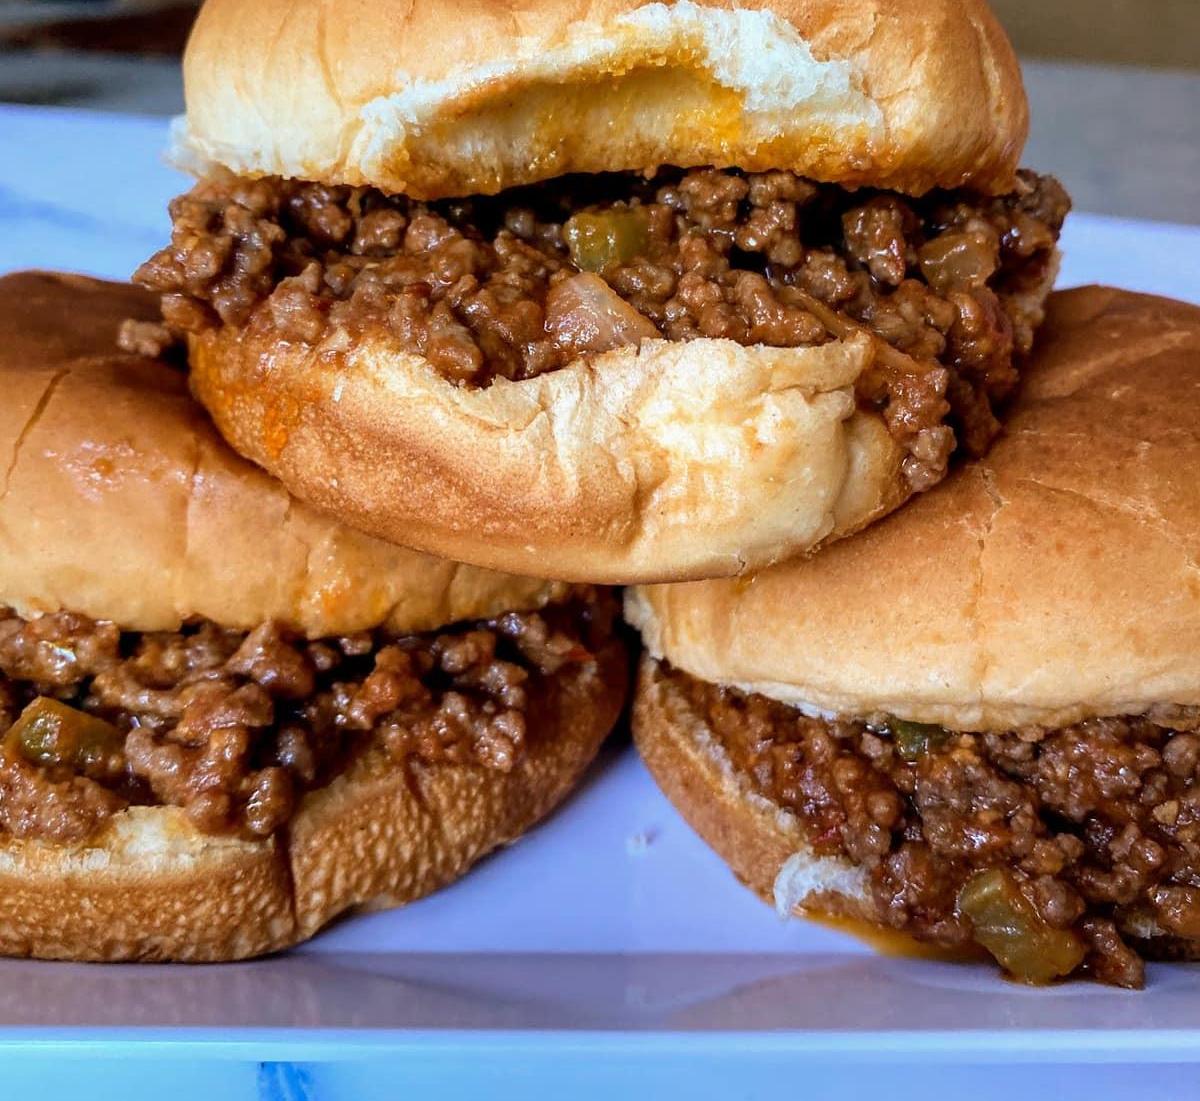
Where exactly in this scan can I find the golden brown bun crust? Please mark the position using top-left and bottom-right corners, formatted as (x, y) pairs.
(0, 810), (294, 962)
(629, 287), (1200, 730)
(190, 322), (920, 585)
(0, 635), (627, 961)
(179, 0), (1027, 199)
(0, 271), (567, 635)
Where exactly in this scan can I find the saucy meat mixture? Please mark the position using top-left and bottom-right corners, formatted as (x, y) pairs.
(666, 663), (1200, 989)
(0, 590), (616, 846)
(132, 167), (1069, 493)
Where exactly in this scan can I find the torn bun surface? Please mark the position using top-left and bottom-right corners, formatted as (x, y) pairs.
(190, 324), (914, 584)
(179, 0), (1027, 199)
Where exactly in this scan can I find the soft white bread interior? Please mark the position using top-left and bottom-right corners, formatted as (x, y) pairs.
(628, 287), (1200, 730)
(0, 272), (567, 635)
(0, 636), (626, 961)
(190, 319), (917, 585)
(177, 0), (1028, 199)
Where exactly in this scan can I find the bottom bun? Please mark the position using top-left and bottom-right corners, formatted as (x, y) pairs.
(0, 637), (626, 962)
(632, 656), (1193, 970)
(632, 655), (874, 927)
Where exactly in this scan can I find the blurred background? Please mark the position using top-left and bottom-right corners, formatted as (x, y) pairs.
(0, 0), (1196, 223)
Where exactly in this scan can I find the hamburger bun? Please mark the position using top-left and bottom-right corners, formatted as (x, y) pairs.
(154, 0), (1057, 586)
(189, 322), (917, 584)
(629, 287), (1200, 979)
(177, 0), (1027, 200)
(633, 653), (1200, 968)
(0, 645), (621, 961)
(0, 272), (627, 960)
(633, 654), (874, 924)
(629, 286), (1200, 731)
(1, 271), (567, 636)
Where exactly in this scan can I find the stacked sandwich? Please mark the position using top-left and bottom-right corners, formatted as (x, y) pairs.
(0, 271), (627, 959)
(2, 0), (1195, 987)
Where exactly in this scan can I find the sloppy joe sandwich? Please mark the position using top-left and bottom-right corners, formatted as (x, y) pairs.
(0, 271), (627, 962)
(628, 287), (1200, 987)
(132, 0), (1068, 583)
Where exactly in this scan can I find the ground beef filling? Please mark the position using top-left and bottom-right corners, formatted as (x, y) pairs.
(0, 592), (615, 846)
(669, 664), (1200, 988)
(132, 167), (1069, 492)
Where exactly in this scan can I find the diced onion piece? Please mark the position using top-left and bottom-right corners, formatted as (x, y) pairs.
(787, 287), (938, 378)
(917, 230), (999, 293)
(545, 273), (657, 356)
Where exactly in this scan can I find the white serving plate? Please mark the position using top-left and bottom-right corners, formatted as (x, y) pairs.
(2, 105), (1200, 1099)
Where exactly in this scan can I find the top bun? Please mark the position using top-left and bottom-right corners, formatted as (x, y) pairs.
(628, 287), (1200, 731)
(177, 0), (1028, 200)
(0, 272), (565, 636)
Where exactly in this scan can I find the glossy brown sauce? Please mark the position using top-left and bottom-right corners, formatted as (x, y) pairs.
(804, 910), (988, 963)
